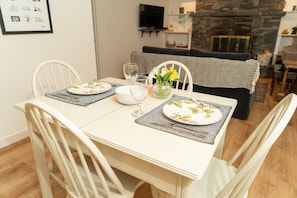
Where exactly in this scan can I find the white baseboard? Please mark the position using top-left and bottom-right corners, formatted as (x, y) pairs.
(0, 129), (29, 149)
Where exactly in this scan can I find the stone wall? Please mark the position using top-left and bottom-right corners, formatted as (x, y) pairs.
(191, 0), (286, 58)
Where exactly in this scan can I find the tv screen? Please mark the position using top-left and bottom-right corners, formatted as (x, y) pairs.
(139, 4), (164, 29)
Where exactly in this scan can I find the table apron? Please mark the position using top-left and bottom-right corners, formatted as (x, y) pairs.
(92, 141), (198, 197)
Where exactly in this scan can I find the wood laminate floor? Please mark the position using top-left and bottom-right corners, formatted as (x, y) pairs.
(1, 78), (296, 198)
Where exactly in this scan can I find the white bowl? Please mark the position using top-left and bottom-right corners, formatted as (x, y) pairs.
(115, 85), (137, 105)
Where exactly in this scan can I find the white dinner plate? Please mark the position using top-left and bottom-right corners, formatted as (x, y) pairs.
(67, 81), (112, 95)
(162, 100), (223, 125)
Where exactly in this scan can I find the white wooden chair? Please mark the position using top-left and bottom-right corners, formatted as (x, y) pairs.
(25, 100), (144, 198)
(194, 93), (297, 198)
(151, 93), (297, 198)
(32, 60), (83, 192)
(32, 60), (82, 97)
(148, 60), (193, 92)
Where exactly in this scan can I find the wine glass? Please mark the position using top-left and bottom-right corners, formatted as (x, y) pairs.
(123, 63), (138, 84)
(129, 75), (149, 117)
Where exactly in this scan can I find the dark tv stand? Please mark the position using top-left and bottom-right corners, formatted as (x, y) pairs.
(138, 27), (167, 37)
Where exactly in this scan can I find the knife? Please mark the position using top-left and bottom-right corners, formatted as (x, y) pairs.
(169, 122), (208, 135)
(150, 122), (207, 139)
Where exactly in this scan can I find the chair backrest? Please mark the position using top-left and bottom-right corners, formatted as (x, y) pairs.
(274, 64), (297, 81)
(148, 60), (193, 92)
(25, 100), (129, 197)
(32, 60), (82, 97)
(218, 93), (297, 198)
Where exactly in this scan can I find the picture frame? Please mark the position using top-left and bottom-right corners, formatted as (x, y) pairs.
(0, 0), (53, 34)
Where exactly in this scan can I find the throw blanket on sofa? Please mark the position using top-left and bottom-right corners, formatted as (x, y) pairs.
(130, 51), (260, 94)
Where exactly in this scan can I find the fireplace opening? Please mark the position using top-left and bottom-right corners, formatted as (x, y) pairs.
(210, 35), (251, 53)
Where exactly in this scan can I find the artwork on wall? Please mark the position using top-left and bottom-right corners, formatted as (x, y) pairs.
(0, 0), (53, 34)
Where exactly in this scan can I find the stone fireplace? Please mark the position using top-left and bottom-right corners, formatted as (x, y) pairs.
(191, 0), (285, 58)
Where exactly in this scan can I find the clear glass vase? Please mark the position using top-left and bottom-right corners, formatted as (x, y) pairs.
(152, 81), (171, 99)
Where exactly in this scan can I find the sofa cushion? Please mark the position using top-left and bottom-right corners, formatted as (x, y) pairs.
(142, 46), (251, 61)
(190, 49), (251, 61)
(193, 85), (254, 120)
(143, 46), (190, 56)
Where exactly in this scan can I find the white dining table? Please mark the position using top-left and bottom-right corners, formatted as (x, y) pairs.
(15, 77), (237, 198)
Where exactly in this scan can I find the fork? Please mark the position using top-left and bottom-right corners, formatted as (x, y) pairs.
(52, 93), (79, 102)
(56, 92), (79, 99)
(168, 122), (208, 135)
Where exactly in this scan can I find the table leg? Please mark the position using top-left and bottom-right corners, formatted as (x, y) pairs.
(277, 67), (289, 101)
(30, 131), (53, 198)
(150, 176), (197, 198)
(180, 177), (199, 197)
(214, 129), (226, 159)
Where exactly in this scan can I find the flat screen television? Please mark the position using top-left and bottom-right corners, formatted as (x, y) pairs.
(139, 4), (164, 29)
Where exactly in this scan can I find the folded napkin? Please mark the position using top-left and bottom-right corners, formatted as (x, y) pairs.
(45, 82), (120, 106)
(135, 95), (232, 144)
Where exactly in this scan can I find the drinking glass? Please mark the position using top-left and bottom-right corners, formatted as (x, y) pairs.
(123, 63), (138, 84)
(129, 75), (149, 117)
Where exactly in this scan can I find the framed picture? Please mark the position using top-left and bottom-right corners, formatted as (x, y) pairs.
(0, 0), (53, 34)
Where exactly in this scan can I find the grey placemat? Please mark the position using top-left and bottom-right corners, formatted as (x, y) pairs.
(135, 95), (232, 144)
(45, 82), (120, 106)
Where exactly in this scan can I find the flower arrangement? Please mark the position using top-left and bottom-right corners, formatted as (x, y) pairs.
(152, 67), (179, 86)
(150, 67), (179, 99)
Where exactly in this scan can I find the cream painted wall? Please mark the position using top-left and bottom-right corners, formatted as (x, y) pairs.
(0, 0), (181, 148)
(93, 0), (166, 78)
(167, 0), (195, 14)
(0, 1), (97, 148)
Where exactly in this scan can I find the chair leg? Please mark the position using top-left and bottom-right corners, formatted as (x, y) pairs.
(290, 78), (297, 93)
(270, 78), (275, 96)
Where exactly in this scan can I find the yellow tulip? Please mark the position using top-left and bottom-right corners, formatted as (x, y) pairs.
(170, 70), (178, 81)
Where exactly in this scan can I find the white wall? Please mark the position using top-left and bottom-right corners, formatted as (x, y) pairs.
(0, 0), (176, 148)
(93, 0), (166, 78)
(167, 0), (195, 14)
(0, 1), (97, 148)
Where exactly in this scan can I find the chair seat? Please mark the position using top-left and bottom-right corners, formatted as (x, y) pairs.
(195, 158), (248, 198)
(75, 166), (143, 198)
(112, 169), (144, 198)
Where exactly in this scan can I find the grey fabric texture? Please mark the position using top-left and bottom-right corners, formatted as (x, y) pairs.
(135, 95), (232, 144)
(130, 51), (259, 93)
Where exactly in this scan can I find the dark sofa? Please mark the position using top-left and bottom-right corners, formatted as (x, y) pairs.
(143, 46), (251, 61)
(130, 46), (259, 120)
